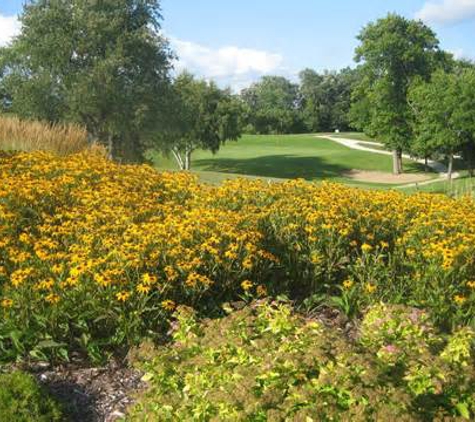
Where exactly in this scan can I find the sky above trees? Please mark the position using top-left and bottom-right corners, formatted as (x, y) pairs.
(1, 0), (474, 90)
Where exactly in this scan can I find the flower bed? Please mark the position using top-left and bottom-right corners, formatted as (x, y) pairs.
(0, 150), (474, 361)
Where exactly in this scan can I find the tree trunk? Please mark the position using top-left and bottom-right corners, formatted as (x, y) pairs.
(106, 134), (113, 160)
(392, 150), (400, 175)
(424, 157), (428, 173)
(184, 149), (192, 170)
(397, 149), (403, 174)
(447, 153), (454, 183)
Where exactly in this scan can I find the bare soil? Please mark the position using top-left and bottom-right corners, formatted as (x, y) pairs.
(29, 359), (146, 422)
(343, 169), (433, 184)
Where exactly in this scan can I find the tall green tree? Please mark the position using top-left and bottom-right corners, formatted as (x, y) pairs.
(0, 0), (173, 160)
(409, 69), (475, 180)
(153, 72), (244, 170)
(299, 67), (359, 132)
(298, 69), (324, 132)
(351, 14), (445, 174)
(241, 76), (303, 134)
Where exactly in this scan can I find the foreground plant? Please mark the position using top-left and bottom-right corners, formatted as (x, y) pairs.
(0, 371), (63, 421)
(127, 301), (475, 421)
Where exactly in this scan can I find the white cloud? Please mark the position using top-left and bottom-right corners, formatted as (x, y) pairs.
(416, 0), (475, 24)
(0, 14), (20, 46)
(450, 48), (465, 59)
(169, 37), (284, 90)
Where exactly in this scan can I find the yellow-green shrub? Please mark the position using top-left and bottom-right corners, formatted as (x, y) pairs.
(0, 371), (63, 421)
(127, 301), (475, 421)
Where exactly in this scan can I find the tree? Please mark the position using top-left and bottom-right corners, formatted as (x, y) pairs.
(298, 69), (324, 132)
(351, 14), (445, 174)
(409, 69), (475, 180)
(153, 72), (244, 170)
(299, 67), (359, 133)
(241, 76), (303, 134)
(0, 0), (173, 161)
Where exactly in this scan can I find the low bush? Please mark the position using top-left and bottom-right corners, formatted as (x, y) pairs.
(128, 301), (475, 421)
(0, 370), (63, 421)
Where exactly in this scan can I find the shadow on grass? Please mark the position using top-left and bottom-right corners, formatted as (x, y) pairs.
(194, 155), (350, 181)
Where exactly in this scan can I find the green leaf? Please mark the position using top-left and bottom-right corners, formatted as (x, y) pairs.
(36, 339), (67, 349)
(456, 402), (470, 419)
(141, 372), (154, 382)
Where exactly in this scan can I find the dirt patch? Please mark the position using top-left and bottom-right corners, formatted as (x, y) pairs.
(343, 169), (432, 184)
(28, 359), (146, 422)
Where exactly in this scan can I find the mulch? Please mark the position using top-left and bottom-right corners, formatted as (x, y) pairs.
(29, 358), (146, 422)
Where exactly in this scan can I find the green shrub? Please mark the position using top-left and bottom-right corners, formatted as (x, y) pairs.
(127, 301), (475, 421)
(0, 371), (63, 422)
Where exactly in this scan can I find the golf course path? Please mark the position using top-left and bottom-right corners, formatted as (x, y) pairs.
(320, 135), (460, 187)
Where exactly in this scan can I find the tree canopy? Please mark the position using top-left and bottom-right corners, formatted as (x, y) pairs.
(351, 13), (446, 173)
(0, 0), (174, 160)
(299, 67), (358, 133)
(409, 68), (475, 178)
(151, 72), (244, 170)
(241, 76), (303, 134)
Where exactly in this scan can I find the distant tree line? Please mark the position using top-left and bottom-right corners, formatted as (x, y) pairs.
(240, 68), (359, 135)
(1, 2), (474, 174)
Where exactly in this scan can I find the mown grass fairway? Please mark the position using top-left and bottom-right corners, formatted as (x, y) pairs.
(150, 134), (429, 185)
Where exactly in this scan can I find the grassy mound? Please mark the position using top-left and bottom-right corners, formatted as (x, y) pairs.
(128, 301), (475, 421)
(0, 371), (63, 421)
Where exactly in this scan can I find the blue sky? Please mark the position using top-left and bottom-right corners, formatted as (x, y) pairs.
(1, 0), (475, 90)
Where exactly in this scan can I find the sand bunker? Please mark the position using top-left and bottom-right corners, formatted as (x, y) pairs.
(343, 170), (433, 184)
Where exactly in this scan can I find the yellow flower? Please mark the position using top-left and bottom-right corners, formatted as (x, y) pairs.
(242, 258), (253, 270)
(365, 283), (377, 293)
(343, 279), (354, 289)
(241, 280), (253, 291)
(467, 281), (475, 289)
(141, 273), (157, 285)
(310, 253), (321, 265)
(136, 283), (151, 295)
(51, 264), (64, 274)
(454, 295), (467, 305)
(380, 241), (389, 249)
(1, 299), (13, 308)
(45, 293), (60, 304)
(116, 291), (131, 302)
(161, 299), (176, 311)
(361, 243), (373, 253)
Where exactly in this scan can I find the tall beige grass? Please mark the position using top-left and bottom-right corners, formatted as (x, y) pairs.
(0, 115), (89, 155)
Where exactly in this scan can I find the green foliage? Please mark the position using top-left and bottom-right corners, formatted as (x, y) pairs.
(299, 67), (359, 132)
(240, 70), (359, 135)
(409, 70), (475, 154)
(241, 76), (304, 134)
(0, 371), (63, 421)
(151, 72), (244, 170)
(0, 0), (173, 160)
(128, 301), (475, 421)
(351, 13), (447, 172)
(360, 303), (438, 366)
(409, 69), (475, 178)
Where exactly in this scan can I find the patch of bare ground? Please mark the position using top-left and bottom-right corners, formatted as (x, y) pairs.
(28, 358), (146, 422)
(343, 169), (432, 184)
